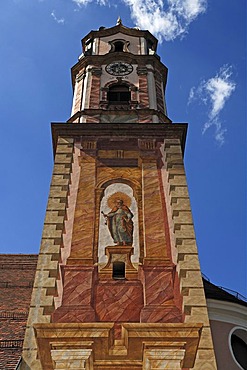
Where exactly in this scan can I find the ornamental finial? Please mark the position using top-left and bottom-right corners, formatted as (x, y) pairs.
(116, 16), (122, 25)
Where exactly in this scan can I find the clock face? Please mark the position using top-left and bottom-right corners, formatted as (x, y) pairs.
(106, 61), (133, 76)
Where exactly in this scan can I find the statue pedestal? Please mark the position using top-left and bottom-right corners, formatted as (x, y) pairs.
(99, 246), (138, 280)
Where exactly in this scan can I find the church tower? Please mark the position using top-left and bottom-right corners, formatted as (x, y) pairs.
(21, 21), (217, 370)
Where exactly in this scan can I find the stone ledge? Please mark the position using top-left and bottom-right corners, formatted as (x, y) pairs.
(164, 139), (181, 148)
(30, 288), (54, 307)
(49, 186), (68, 198)
(173, 210), (193, 224)
(56, 145), (74, 154)
(54, 154), (73, 164)
(171, 198), (191, 211)
(170, 186), (189, 198)
(47, 198), (67, 211)
(179, 271), (204, 288)
(27, 307), (51, 326)
(51, 174), (71, 186)
(44, 211), (65, 224)
(169, 176), (187, 186)
(53, 164), (72, 175)
(176, 239), (198, 253)
(57, 137), (74, 144)
(33, 271), (56, 292)
(39, 240), (61, 257)
(179, 255), (201, 271)
(184, 307), (210, 326)
(36, 255), (59, 276)
(42, 224), (63, 239)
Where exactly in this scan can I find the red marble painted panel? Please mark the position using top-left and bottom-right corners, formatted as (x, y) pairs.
(89, 75), (100, 109)
(52, 305), (96, 323)
(86, 114), (101, 123)
(138, 112), (153, 123)
(142, 266), (174, 306)
(140, 305), (183, 323)
(95, 280), (143, 322)
(155, 79), (165, 113)
(74, 79), (83, 113)
(61, 266), (95, 306)
(139, 75), (149, 108)
(70, 155), (96, 260)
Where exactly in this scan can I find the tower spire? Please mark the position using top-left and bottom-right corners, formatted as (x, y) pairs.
(116, 16), (122, 25)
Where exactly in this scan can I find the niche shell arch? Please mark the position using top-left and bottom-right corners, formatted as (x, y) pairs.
(98, 183), (139, 264)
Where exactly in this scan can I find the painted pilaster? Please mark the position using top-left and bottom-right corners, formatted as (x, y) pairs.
(71, 72), (85, 117)
(81, 66), (92, 112)
(137, 67), (149, 109)
(88, 67), (102, 109)
(146, 65), (157, 110)
(69, 140), (97, 264)
(140, 37), (146, 55)
(140, 141), (168, 262)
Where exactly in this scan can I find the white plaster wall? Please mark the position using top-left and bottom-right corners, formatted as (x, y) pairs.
(98, 33), (142, 55)
(100, 64), (139, 89)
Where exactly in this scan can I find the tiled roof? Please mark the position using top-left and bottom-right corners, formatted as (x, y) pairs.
(0, 348), (22, 370)
(203, 277), (247, 307)
(0, 254), (38, 370)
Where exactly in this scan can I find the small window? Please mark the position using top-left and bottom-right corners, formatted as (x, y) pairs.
(229, 327), (247, 370)
(107, 85), (131, 105)
(147, 39), (155, 55)
(109, 40), (128, 53)
(113, 262), (125, 279)
(114, 41), (124, 52)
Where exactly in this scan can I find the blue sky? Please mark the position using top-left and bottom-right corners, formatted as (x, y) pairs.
(0, 0), (246, 297)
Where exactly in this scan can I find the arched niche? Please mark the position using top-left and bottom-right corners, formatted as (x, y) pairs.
(98, 183), (139, 265)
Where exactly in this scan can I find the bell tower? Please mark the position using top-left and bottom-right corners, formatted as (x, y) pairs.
(69, 17), (169, 124)
(21, 21), (217, 370)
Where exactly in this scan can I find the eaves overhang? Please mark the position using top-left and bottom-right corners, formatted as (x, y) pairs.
(81, 24), (158, 52)
(51, 122), (188, 158)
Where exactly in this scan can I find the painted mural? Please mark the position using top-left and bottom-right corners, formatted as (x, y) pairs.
(98, 183), (139, 264)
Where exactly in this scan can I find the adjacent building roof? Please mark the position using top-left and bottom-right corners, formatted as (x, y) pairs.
(203, 277), (247, 307)
(0, 254), (38, 370)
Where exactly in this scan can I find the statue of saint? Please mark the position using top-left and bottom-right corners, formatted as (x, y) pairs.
(102, 199), (133, 246)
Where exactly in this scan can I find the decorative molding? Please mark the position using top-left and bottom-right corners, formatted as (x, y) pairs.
(34, 322), (201, 369)
(137, 66), (148, 75)
(207, 299), (247, 327)
(88, 67), (102, 76)
(138, 139), (156, 150)
(81, 141), (97, 150)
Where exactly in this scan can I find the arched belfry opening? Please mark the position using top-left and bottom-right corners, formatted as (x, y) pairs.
(107, 84), (131, 105)
(113, 41), (124, 52)
(109, 39), (129, 53)
(100, 79), (138, 111)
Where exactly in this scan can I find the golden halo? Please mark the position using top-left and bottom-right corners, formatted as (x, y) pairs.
(107, 192), (132, 209)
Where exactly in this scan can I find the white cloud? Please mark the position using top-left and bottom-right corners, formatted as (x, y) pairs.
(72, 0), (207, 41)
(51, 11), (65, 24)
(188, 65), (236, 145)
(122, 0), (207, 41)
(73, 0), (107, 6)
